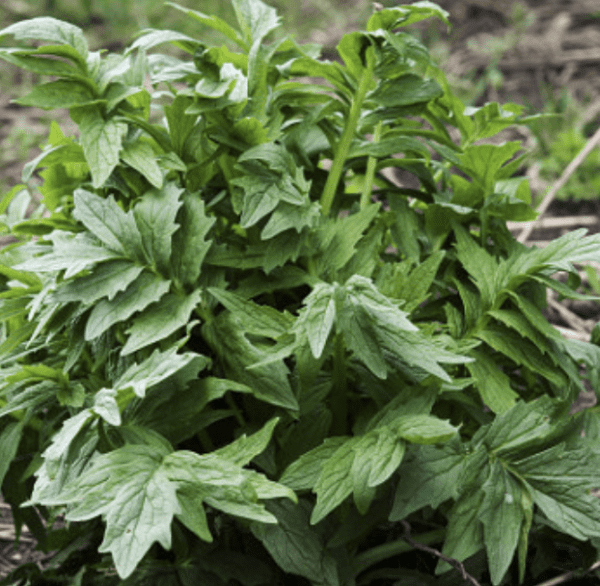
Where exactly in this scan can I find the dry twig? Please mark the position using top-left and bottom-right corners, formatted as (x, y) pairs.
(533, 560), (600, 586)
(547, 297), (592, 335)
(518, 125), (600, 244)
(399, 520), (482, 586)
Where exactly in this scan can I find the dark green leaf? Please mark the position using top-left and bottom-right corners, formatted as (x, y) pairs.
(251, 500), (339, 586)
(479, 460), (525, 585)
(120, 141), (163, 188)
(171, 194), (215, 286)
(466, 349), (518, 413)
(85, 272), (170, 340)
(390, 440), (464, 520)
(368, 74), (443, 108)
(0, 17), (88, 60)
(133, 183), (183, 274)
(78, 109), (127, 188)
(514, 443), (600, 540)
(231, 0), (281, 45)
(73, 189), (144, 260)
(214, 417), (279, 466)
(15, 80), (96, 110)
(203, 312), (298, 410)
(122, 290), (201, 355)
(53, 260), (144, 304)
(0, 421), (24, 487)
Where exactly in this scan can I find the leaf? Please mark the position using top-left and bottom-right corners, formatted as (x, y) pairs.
(280, 437), (347, 492)
(390, 441), (464, 520)
(128, 29), (200, 54)
(171, 194), (215, 286)
(120, 141), (163, 188)
(293, 283), (336, 359)
(61, 444), (177, 579)
(231, 0), (281, 45)
(392, 414), (459, 445)
(338, 275), (470, 382)
(475, 396), (562, 456)
(353, 426), (406, 488)
(30, 416), (99, 505)
(389, 250), (445, 311)
(316, 204), (380, 276)
(0, 297), (29, 321)
(84, 272), (170, 340)
(337, 31), (370, 81)
(15, 80), (97, 110)
(368, 74), (443, 108)
(115, 347), (206, 399)
(78, 109), (128, 188)
(0, 421), (24, 487)
(367, 2), (450, 32)
(307, 416), (447, 524)
(251, 500), (340, 586)
(16, 233), (124, 278)
(459, 142), (522, 190)
(202, 311), (298, 410)
(310, 436), (359, 524)
(0, 48), (84, 77)
(439, 489), (485, 574)
(73, 189), (143, 260)
(133, 183), (183, 274)
(476, 324), (568, 389)
(164, 450), (296, 524)
(214, 417), (279, 466)
(479, 460), (525, 585)
(53, 260), (144, 304)
(166, 2), (246, 48)
(0, 17), (88, 60)
(453, 223), (498, 309)
(92, 388), (121, 426)
(261, 201), (319, 239)
(23, 142), (86, 183)
(233, 170), (309, 230)
(122, 290), (201, 355)
(208, 287), (292, 338)
(349, 136), (430, 160)
(513, 443), (600, 540)
(466, 349), (518, 413)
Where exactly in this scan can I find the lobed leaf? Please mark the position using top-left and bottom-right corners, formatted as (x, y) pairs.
(84, 272), (170, 341)
(78, 110), (127, 188)
(0, 17), (88, 60)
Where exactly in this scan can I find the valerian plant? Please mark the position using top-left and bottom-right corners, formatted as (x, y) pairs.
(1, 1), (600, 585)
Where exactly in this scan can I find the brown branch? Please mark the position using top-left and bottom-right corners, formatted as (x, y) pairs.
(532, 560), (600, 586)
(400, 520), (482, 586)
(518, 125), (600, 244)
(547, 297), (592, 335)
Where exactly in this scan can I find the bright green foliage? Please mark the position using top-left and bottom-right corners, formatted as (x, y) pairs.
(0, 2), (600, 585)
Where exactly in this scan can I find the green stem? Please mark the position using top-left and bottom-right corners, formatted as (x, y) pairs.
(330, 333), (348, 436)
(226, 393), (246, 427)
(320, 47), (376, 216)
(360, 120), (383, 209)
(353, 529), (446, 576)
(197, 429), (215, 452)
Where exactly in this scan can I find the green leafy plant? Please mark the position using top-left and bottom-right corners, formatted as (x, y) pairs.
(1, 2), (600, 585)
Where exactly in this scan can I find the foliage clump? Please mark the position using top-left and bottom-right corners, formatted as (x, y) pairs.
(1, 1), (600, 585)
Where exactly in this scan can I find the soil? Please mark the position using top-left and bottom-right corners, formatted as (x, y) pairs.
(1, 0), (600, 580)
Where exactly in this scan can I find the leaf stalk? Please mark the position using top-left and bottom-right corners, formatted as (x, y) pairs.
(320, 46), (376, 216)
(360, 120), (383, 209)
(330, 333), (348, 435)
